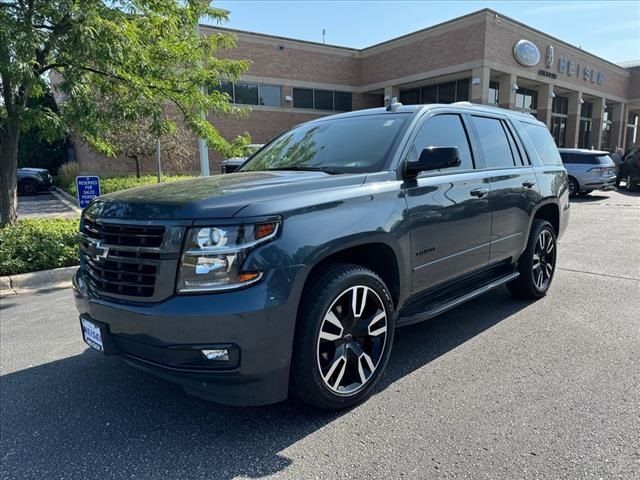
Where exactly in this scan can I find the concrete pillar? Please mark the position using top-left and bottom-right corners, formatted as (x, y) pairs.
(384, 86), (400, 105)
(590, 97), (605, 150)
(565, 91), (582, 149)
(470, 66), (490, 105)
(498, 73), (517, 110)
(537, 84), (554, 127)
(609, 103), (626, 150)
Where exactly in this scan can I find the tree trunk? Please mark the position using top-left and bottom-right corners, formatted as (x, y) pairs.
(0, 117), (20, 227)
(128, 154), (141, 179)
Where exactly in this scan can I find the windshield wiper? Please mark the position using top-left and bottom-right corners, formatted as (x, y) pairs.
(266, 166), (343, 175)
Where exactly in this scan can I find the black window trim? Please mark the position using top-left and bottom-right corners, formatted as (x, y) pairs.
(468, 113), (532, 171)
(401, 111), (478, 178)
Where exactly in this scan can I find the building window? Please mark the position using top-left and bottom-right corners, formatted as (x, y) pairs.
(515, 88), (538, 113)
(601, 110), (613, 151)
(334, 91), (353, 112)
(399, 78), (471, 105)
(488, 81), (499, 105)
(550, 95), (569, 147)
(210, 81), (282, 107)
(293, 88), (314, 109)
(292, 88), (352, 111)
(234, 82), (259, 105)
(552, 96), (568, 115)
(627, 113), (638, 150)
(579, 101), (593, 149)
(259, 84), (282, 107)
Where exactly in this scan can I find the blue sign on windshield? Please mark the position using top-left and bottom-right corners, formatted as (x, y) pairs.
(76, 176), (101, 209)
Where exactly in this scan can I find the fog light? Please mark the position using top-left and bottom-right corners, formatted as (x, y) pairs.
(201, 349), (229, 361)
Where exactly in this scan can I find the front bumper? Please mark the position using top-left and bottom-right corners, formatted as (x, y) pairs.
(73, 266), (304, 406)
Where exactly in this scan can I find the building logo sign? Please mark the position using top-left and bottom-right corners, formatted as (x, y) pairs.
(545, 45), (555, 68)
(513, 39), (541, 67)
(557, 56), (605, 86)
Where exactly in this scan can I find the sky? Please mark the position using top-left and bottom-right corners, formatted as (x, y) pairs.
(209, 1), (640, 64)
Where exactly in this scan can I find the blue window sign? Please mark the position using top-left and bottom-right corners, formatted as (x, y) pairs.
(76, 176), (101, 208)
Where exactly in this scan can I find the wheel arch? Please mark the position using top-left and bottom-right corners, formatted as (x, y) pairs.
(299, 237), (404, 310)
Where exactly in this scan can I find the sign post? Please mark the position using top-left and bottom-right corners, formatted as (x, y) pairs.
(75, 176), (101, 209)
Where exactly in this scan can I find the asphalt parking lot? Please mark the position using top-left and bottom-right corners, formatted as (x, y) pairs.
(1, 189), (639, 480)
(17, 191), (78, 219)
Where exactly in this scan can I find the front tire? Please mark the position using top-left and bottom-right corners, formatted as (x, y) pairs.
(291, 264), (395, 410)
(508, 219), (557, 299)
(18, 180), (39, 196)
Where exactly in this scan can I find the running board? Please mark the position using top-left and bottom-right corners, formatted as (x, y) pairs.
(396, 271), (520, 328)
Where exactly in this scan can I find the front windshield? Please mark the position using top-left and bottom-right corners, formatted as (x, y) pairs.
(240, 113), (409, 174)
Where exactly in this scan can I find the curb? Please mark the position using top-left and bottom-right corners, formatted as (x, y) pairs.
(0, 265), (78, 297)
(52, 187), (82, 214)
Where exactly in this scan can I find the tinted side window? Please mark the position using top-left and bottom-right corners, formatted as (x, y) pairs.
(470, 116), (516, 168)
(412, 114), (474, 171)
(520, 122), (562, 166)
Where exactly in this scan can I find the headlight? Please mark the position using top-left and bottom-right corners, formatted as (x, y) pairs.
(177, 220), (280, 293)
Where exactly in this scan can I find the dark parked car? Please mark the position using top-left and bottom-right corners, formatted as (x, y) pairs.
(220, 144), (264, 173)
(558, 149), (616, 196)
(17, 167), (53, 195)
(620, 146), (640, 192)
(74, 103), (569, 410)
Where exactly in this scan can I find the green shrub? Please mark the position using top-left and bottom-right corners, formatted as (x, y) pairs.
(55, 161), (80, 191)
(59, 174), (194, 197)
(0, 218), (80, 276)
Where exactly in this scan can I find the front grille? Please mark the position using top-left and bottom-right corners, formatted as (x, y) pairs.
(83, 216), (164, 247)
(80, 216), (166, 298)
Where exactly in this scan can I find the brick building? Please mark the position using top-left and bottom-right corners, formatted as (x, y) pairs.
(75, 8), (640, 175)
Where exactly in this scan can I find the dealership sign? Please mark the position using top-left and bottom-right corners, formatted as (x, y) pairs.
(513, 40), (606, 86)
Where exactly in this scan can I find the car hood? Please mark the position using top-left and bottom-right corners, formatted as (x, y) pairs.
(85, 171), (367, 220)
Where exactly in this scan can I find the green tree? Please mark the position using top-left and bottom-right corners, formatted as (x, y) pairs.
(17, 87), (67, 173)
(0, 0), (249, 226)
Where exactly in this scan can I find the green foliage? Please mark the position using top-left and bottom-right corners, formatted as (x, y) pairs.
(58, 174), (195, 196)
(0, 218), (80, 275)
(1, 0), (252, 226)
(17, 88), (68, 173)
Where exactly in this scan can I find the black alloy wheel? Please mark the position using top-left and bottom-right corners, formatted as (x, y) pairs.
(508, 219), (557, 299)
(532, 229), (556, 291)
(316, 285), (388, 395)
(291, 264), (395, 410)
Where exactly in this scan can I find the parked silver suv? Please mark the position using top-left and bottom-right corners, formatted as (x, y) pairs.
(558, 149), (616, 196)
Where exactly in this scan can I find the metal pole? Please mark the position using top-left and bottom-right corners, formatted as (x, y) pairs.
(195, 23), (210, 177)
(156, 139), (162, 183)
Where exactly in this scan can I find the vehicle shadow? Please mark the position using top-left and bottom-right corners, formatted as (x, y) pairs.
(0, 288), (530, 479)
(569, 194), (609, 203)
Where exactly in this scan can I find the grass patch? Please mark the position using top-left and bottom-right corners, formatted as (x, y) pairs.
(58, 175), (195, 197)
(0, 218), (80, 276)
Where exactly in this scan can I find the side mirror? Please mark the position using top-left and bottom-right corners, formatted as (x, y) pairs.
(405, 146), (461, 178)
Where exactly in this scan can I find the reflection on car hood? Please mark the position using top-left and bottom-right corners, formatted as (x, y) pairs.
(86, 171), (367, 220)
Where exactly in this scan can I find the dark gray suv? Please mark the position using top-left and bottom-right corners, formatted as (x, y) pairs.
(74, 103), (570, 410)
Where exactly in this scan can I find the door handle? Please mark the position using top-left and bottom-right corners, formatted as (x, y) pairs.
(470, 188), (489, 198)
(522, 181), (536, 188)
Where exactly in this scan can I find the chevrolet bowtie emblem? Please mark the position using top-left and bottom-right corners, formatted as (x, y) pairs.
(87, 239), (109, 262)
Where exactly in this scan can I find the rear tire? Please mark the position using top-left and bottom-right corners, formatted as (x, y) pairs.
(508, 219), (557, 299)
(291, 263), (395, 410)
(568, 177), (579, 197)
